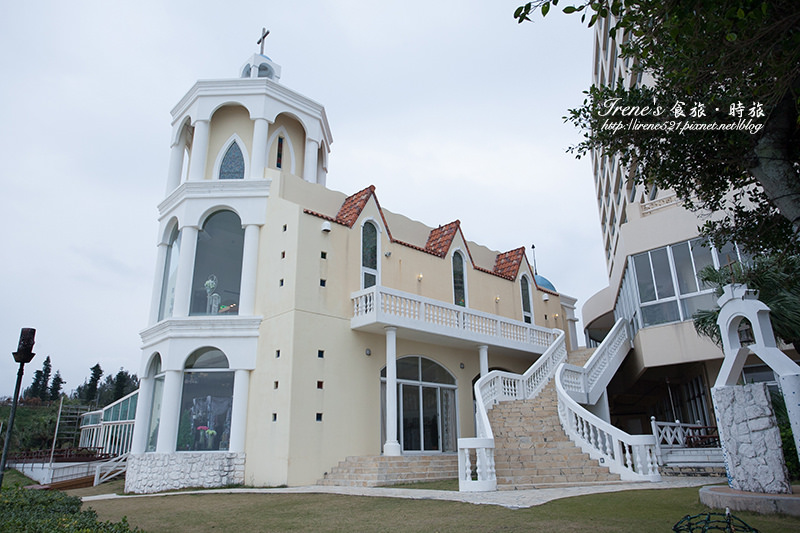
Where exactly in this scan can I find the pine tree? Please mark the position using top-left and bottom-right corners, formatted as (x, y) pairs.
(38, 356), (52, 401)
(48, 371), (65, 400)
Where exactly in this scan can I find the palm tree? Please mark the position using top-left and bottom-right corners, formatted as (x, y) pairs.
(692, 255), (800, 347)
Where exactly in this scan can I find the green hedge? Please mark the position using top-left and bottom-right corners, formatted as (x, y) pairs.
(0, 487), (142, 532)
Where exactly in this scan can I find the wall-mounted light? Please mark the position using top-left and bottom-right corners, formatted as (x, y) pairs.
(417, 273), (423, 282)
(495, 296), (501, 303)
(321, 221), (332, 233)
(365, 348), (372, 356)
(542, 294), (549, 301)
(384, 251), (392, 257)
(459, 363), (465, 369)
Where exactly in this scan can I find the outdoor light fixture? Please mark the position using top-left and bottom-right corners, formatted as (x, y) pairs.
(1, 328), (37, 491)
(495, 296), (501, 303)
(384, 251), (391, 258)
(365, 348), (371, 356)
(417, 273), (423, 282)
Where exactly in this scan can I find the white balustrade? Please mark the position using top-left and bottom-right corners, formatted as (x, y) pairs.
(554, 319), (660, 482)
(458, 330), (567, 491)
(352, 286), (557, 352)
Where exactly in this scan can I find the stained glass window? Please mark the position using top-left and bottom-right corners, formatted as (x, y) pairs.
(219, 142), (245, 180)
(453, 252), (466, 307)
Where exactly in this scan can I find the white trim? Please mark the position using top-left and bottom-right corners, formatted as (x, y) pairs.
(266, 126), (296, 175)
(212, 134), (249, 181)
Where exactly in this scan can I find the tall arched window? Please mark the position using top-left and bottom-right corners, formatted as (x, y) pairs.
(158, 226), (181, 321)
(219, 142), (245, 180)
(146, 354), (164, 452)
(190, 211), (244, 315)
(452, 251), (466, 307)
(362, 221), (378, 288)
(176, 347), (234, 452)
(521, 275), (533, 324)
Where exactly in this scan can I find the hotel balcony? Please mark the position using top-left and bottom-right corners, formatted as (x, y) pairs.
(350, 286), (558, 358)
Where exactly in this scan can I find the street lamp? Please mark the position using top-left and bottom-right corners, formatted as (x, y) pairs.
(0, 328), (36, 491)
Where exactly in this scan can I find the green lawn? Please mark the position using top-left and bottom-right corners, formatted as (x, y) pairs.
(81, 485), (800, 533)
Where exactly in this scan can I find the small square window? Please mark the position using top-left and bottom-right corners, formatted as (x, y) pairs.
(275, 350), (280, 358)
(279, 279), (284, 286)
(283, 224), (287, 232)
(320, 279), (326, 287)
(321, 251), (327, 259)
(272, 413), (277, 422)
(317, 381), (324, 389)
(274, 381), (279, 389)
(281, 251), (285, 259)
(315, 413), (323, 422)
(318, 350), (324, 358)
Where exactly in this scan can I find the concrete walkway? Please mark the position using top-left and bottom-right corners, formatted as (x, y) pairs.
(82, 477), (721, 510)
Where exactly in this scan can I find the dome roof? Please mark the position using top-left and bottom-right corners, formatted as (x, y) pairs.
(535, 274), (556, 292)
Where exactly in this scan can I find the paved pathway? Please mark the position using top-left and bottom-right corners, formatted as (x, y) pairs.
(82, 477), (721, 509)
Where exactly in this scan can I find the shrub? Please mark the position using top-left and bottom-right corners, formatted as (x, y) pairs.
(0, 486), (142, 532)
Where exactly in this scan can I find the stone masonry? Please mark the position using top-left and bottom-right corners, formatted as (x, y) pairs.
(711, 383), (791, 494)
(125, 452), (245, 494)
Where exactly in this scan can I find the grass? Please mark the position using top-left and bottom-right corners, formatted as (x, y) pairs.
(1, 469), (36, 489)
(81, 485), (800, 532)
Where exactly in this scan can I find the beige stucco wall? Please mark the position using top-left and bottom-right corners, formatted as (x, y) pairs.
(631, 321), (723, 377)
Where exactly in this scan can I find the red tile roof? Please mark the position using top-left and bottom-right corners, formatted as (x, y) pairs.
(302, 186), (551, 288)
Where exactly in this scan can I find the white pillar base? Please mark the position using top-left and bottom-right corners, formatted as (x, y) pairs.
(383, 441), (401, 456)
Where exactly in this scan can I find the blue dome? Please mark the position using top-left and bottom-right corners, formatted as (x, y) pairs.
(535, 274), (557, 292)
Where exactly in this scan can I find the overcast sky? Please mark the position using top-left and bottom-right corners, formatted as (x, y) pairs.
(0, 1), (607, 398)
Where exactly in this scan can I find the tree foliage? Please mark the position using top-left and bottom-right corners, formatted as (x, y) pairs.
(516, 0), (800, 255)
(24, 357), (52, 402)
(692, 254), (800, 346)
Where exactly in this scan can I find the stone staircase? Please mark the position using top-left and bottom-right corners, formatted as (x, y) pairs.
(317, 454), (458, 487)
(490, 348), (621, 489)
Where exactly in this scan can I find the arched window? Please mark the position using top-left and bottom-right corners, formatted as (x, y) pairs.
(190, 211), (244, 315)
(520, 275), (533, 324)
(177, 348), (234, 452)
(146, 354), (164, 452)
(380, 356), (457, 452)
(361, 221), (378, 288)
(241, 64), (251, 78)
(452, 251), (466, 307)
(258, 63), (272, 78)
(219, 142), (245, 180)
(158, 226), (181, 321)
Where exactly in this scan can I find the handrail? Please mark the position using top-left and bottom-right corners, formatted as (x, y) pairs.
(94, 452), (129, 486)
(554, 319), (660, 482)
(457, 329), (566, 491)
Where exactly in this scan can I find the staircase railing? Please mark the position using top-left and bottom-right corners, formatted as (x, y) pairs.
(457, 329), (567, 491)
(555, 319), (660, 481)
(94, 453), (129, 486)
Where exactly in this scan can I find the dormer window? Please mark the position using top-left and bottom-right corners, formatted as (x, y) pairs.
(452, 251), (466, 307)
(219, 142), (245, 180)
(361, 221), (378, 288)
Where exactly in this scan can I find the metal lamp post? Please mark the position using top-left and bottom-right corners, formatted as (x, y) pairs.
(0, 328), (36, 491)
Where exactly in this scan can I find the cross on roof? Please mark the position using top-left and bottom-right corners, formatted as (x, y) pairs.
(257, 27), (270, 55)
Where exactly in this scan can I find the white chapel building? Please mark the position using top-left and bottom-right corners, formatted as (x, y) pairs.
(125, 50), (579, 493)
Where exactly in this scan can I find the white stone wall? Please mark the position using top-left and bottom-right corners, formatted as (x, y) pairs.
(711, 383), (791, 494)
(125, 452), (245, 494)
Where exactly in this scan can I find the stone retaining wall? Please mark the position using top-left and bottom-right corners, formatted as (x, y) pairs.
(125, 452), (245, 494)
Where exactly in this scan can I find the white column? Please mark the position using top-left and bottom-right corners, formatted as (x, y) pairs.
(148, 242), (169, 324)
(250, 118), (269, 179)
(478, 345), (489, 377)
(130, 376), (154, 454)
(384, 327), (401, 456)
(187, 119), (210, 182)
(303, 138), (319, 183)
(156, 370), (182, 453)
(237, 224), (260, 316)
(229, 369), (250, 453)
(165, 140), (185, 193)
(172, 226), (198, 318)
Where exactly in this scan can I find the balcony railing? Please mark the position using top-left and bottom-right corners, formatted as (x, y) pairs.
(351, 286), (558, 353)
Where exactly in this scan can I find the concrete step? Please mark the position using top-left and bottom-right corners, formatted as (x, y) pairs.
(318, 454), (458, 487)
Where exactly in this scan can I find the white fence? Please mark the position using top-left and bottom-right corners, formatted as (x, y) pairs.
(457, 330), (567, 491)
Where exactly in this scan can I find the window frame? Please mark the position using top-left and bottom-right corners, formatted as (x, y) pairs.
(360, 219), (380, 289)
(452, 249), (468, 307)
